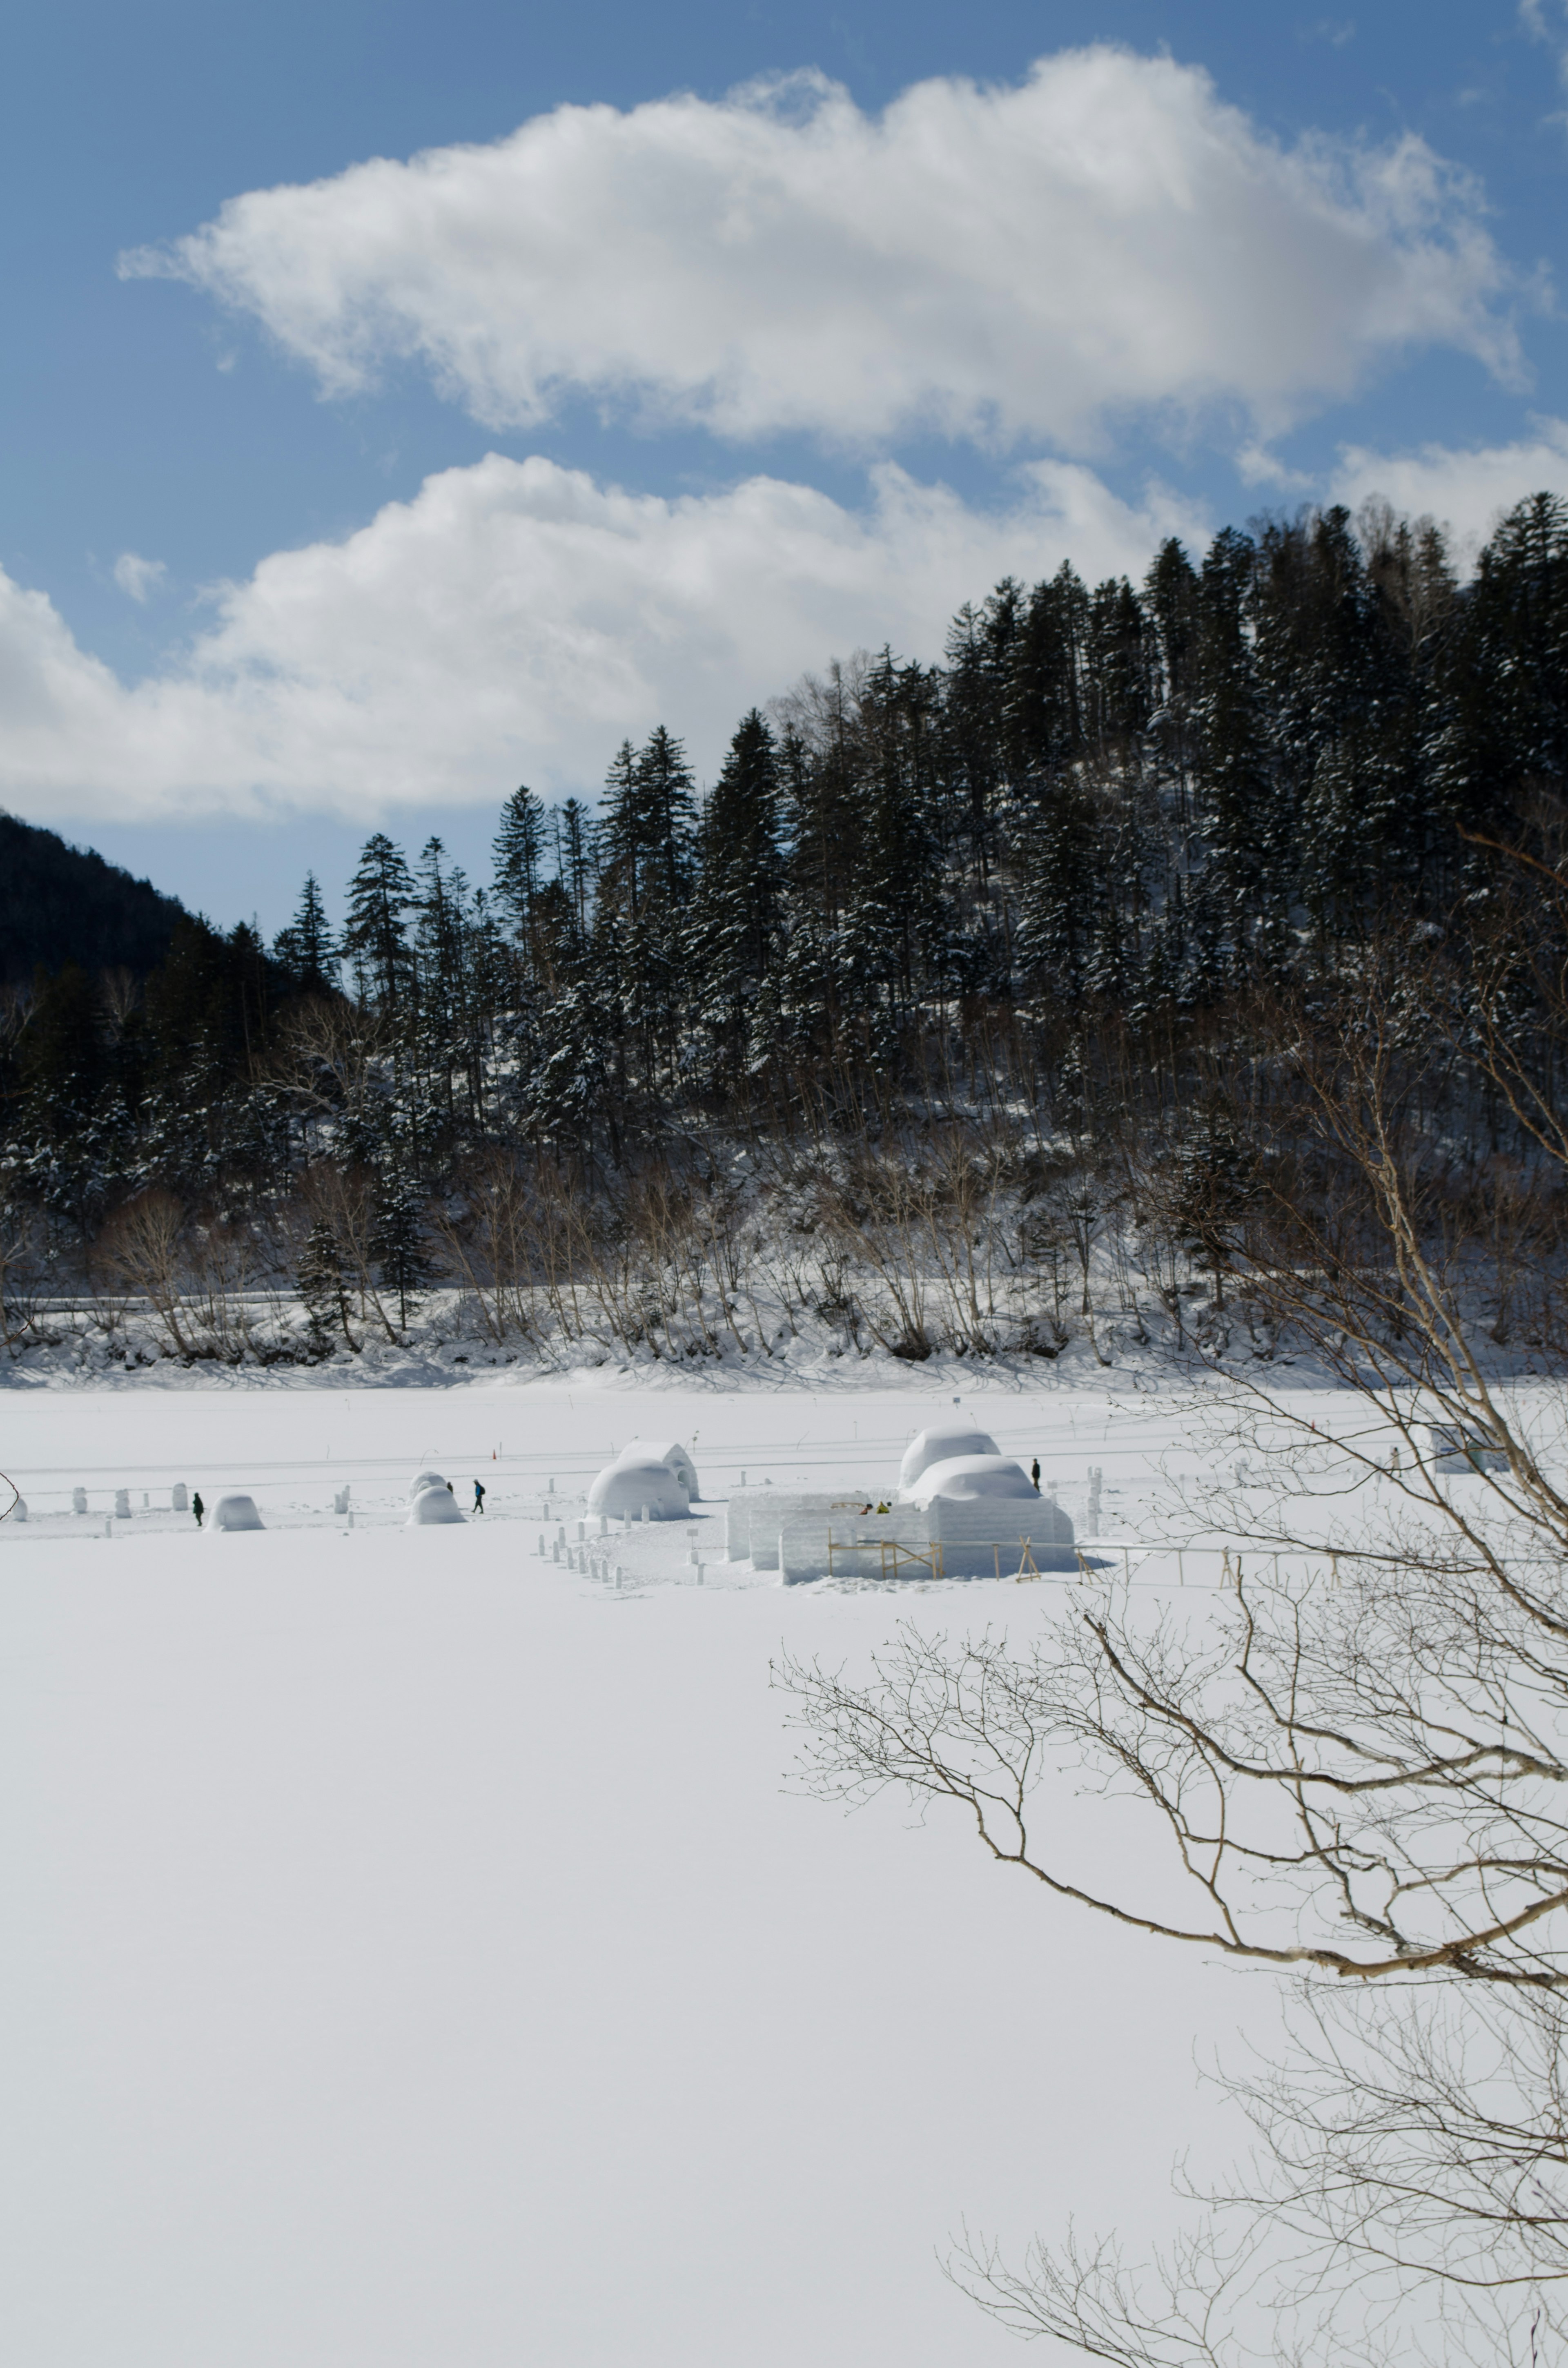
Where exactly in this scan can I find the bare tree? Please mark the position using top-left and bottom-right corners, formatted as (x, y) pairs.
(775, 927), (1568, 2363)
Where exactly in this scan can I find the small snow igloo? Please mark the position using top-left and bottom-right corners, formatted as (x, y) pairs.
(588, 1452), (690, 1521)
(205, 1493), (265, 1532)
(408, 1484), (466, 1525)
(898, 1423), (1001, 1498)
(610, 1440), (699, 1500)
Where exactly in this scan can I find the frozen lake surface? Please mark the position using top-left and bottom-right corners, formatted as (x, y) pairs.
(0, 1369), (1410, 2366)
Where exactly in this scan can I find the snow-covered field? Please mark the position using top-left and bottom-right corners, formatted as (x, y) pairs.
(0, 1367), (1393, 2367)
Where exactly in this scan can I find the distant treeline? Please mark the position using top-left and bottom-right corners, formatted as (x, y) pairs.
(0, 813), (184, 986)
(2, 492), (1566, 1360)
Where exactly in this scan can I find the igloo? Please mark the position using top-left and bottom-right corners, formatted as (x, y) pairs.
(904, 1454), (1038, 1510)
(205, 1493), (265, 1532)
(897, 1424), (1001, 1496)
(407, 1485), (466, 1525)
(588, 1453), (690, 1520)
(612, 1440), (699, 1500)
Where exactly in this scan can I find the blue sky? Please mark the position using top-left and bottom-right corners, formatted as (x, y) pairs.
(3, 0), (1566, 937)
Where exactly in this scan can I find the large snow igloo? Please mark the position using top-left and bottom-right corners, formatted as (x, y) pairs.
(608, 1440), (699, 1500)
(897, 1423), (1002, 1497)
(908, 1454), (1075, 1577)
(407, 1484), (466, 1525)
(588, 1452), (690, 1521)
(205, 1493), (265, 1532)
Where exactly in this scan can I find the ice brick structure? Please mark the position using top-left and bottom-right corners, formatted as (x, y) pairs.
(897, 1424), (1001, 1496)
(408, 1485), (466, 1525)
(205, 1494), (265, 1532)
(725, 1488), (876, 1568)
(588, 1453), (690, 1521)
(726, 1477), (1075, 1585)
(609, 1441), (699, 1500)
(1424, 1424), (1508, 1474)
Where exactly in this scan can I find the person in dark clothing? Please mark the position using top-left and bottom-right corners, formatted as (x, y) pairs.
(473, 1480), (486, 1513)
(1030, 1458), (1041, 1490)
(191, 1491), (204, 1525)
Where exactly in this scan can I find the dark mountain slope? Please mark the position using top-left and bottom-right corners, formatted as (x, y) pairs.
(0, 811), (186, 984)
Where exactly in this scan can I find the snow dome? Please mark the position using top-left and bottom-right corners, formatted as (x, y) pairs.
(407, 1485), (465, 1526)
(205, 1493), (265, 1532)
(612, 1441), (699, 1500)
(588, 1453), (690, 1520)
(408, 1469), (448, 1500)
(897, 1424), (1001, 1495)
(904, 1455), (1038, 1510)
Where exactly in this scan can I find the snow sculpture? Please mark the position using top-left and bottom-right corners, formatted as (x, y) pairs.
(587, 1453), (689, 1521)
(408, 1469), (448, 1500)
(897, 1425), (1001, 1495)
(172, 1483), (188, 1513)
(903, 1454), (1038, 1509)
(206, 1493), (265, 1532)
(610, 1441), (699, 1500)
(407, 1484), (466, 1525)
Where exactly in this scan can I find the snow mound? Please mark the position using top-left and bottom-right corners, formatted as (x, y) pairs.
(408, 1469), (448, 1500)
(407, 1485), (466, 1526)
(588, 1454), (690, 1521)
(898, 1424), (1000, 1494)
(205, 1493), (265, 1532)
(612, 1441), (699, 1499)
(904, 1455), (1038, 1510)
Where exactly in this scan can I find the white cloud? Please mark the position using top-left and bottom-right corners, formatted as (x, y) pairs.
(121, 49), (1521, 453)
(1521, 1), (1568, 93)
(1235, 442), (1314, 492)
(112, 551), (167, 603)
(0, 453), (1206, 825)
(1330, 417), (1568, 561)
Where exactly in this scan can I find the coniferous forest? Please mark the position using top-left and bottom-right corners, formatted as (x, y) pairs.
(3, 492), (1567, 1367)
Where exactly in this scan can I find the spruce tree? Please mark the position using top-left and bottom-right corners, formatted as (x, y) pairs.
(370, 1167), (434, 1333)
(273, 874), (336, 994)
(343, 836), (415, 1015)
(686, 710), (784, 1053)
(298, 1218), (354, 1353)
(492, 786), (545, 945)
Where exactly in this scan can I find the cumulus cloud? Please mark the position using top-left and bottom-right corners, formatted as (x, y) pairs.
(121, 49), (1520, 452)
(0, 454), (1205, 825)
(1330, 417), (1568, 558)
(112, 551), (167, 603)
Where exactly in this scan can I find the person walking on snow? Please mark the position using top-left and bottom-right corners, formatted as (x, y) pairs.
(1030, 1458), (1041, 1490)
(191, 1490), (204, 1525)
(473, 1480), (486, 1514)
